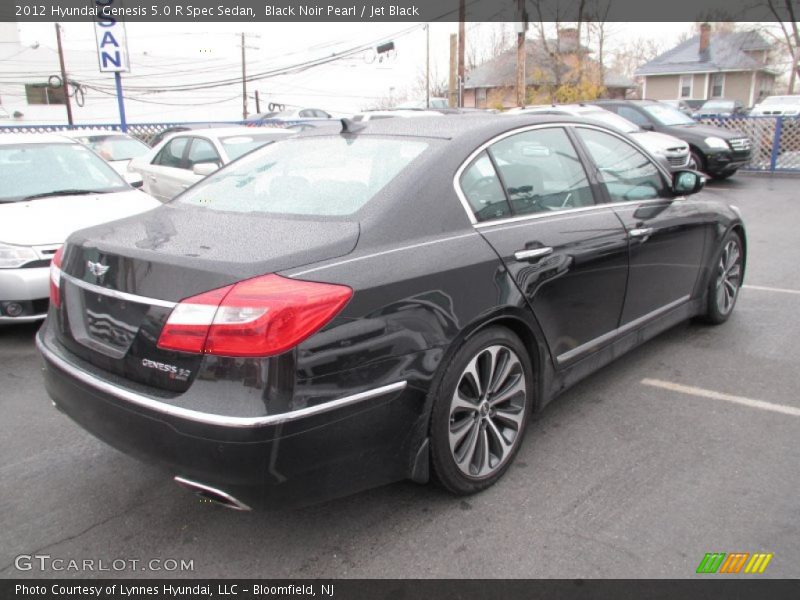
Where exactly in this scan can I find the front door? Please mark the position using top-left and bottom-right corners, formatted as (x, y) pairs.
(574, 126), (706, 324)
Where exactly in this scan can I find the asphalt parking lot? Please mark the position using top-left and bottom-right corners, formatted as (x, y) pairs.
(2, 174), (799, 579)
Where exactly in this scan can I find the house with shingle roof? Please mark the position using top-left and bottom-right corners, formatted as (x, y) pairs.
(636, 24), (779, 107)
(462, 28), (635, 109)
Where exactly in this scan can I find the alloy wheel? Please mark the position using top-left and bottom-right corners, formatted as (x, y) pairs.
(448, 345), (527, 479)
(716, 239), (742, 315)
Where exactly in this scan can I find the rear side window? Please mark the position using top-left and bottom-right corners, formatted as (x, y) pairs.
(178, 137), (428, 216)
(459, 151), (510, 222)
(489, 127), (595, 214)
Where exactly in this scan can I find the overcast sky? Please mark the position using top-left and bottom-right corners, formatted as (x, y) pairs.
(13, 21), (692, 118)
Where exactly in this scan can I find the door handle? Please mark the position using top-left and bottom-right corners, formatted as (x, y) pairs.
(514, 247), (553, 261)
(629, 227), (654, 239)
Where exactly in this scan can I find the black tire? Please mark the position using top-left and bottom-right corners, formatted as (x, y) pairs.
(690, 149), (706, 173)
(702, 230), (744, 325)
(429, 326), (533, 495)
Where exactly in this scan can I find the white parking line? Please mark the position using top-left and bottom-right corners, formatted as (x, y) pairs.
(743, 284), (800, 295)
(641, 378), (800, 418)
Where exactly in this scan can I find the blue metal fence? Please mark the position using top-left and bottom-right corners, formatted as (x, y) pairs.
(695, 115), (800, 173)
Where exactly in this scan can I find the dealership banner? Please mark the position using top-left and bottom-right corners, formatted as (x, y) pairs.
(4, 579), (800, 600)
(2, 0), (795, 22)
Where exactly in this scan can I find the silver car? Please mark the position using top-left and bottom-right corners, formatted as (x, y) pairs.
(0, 134), (160, 323)
(507, 104), (692, 170)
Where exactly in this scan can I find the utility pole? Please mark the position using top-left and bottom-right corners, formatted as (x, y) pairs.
(54, 23), (74, 126)
(425, 24), (430, 109)
(448, 33), (458, 108)
(255, 90), (261, 114)
(240, 32), (260, 120)
(457, 0), (465, 107)
(515, 0), (528, 108)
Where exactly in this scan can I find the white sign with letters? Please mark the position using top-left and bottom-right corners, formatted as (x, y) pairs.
(94, 0), (130, 73)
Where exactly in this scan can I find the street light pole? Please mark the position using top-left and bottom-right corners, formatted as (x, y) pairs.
(54, 23), (74, 126)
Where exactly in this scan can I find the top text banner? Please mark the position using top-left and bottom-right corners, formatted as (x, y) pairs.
(2, 0), (793, 22)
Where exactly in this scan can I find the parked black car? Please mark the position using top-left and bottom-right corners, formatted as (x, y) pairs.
(38, 116), (746, 510)
(693, 99), (747, 118)
(592, 99), (752, 179)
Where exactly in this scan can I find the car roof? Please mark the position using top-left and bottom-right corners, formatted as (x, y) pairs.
(517, 104), (605, 115)
(59, 129), (135, 138)
(294, 114), (590, 143)
(0, 133), (81, 145)
(164, 126), (293, 139)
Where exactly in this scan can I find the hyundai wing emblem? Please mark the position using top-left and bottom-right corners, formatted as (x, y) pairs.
(87, 261), (110, 278)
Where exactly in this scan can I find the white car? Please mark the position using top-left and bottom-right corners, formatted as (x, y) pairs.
(129, 127), (294, 202)
(352, 109), (444, 121)
(59, 129), (150, 187)
(507, 104), (692, 170)
(270, 107), (333, 121)
(750, 95), (800, 117)
(0, 134), (160, 323)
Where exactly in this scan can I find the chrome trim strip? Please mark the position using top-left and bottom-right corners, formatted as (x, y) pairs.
(36, 335), (407, 428)
(0, 314), (47, 323)
(556, 295), (691, 365)
(61, 273), (177, 309)
(173, 476), (252, 511)
(452, 121), (674, 229)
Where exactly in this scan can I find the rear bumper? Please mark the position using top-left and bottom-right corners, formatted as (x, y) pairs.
(37, 328), (427, 508)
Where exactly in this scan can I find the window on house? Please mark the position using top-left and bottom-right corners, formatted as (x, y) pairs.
(710, 73), (725, 98)
(680, 75), (692, 98)
(24, 84), (66, 105)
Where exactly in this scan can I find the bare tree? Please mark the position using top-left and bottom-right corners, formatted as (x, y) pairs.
(766, 0), (800, 93)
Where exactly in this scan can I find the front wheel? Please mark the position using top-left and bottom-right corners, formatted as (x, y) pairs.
(430, 326), (533, 495)
(703, 230), (744, 325)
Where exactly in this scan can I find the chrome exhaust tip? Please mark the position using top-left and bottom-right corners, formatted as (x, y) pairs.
(174, 476), (252, 511)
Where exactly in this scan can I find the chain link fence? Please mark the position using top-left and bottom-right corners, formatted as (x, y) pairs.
(695, 116), (800, 172)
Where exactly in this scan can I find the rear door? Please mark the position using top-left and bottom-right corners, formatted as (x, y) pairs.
(458, 125), (630, 366)
(573, 126), (706, 324)
(145, 136), (190, 201)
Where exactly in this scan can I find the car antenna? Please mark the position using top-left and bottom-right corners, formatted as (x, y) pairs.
(340, 118), (366, 134)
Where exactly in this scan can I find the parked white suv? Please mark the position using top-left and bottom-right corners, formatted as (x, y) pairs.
(507, 104), (692, 170)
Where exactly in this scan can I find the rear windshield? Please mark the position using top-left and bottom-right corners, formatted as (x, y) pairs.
(178, 136), (429, 216)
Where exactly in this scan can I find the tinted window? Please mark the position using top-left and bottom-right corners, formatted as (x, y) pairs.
(617, 106), (650, 127)
(179, 137), (428, 216)
(186, 138), (221, 168)
(576, 128), (667, 203)
(153, 137), (188, 168)
(489, 128), (594, 214)
(459, 151), (510, 222)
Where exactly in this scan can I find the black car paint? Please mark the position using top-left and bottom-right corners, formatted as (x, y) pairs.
(38, 115), (746, 508)
(592, 100), (752, 176)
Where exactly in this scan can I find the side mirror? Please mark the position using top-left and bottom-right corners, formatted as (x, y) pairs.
(640, 123), (655, 131)
(130, 180), (144, 189)
(192, 162), (219, 176)
(673, 170), (705, 195)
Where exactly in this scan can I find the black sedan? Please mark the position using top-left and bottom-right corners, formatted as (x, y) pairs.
(37, 115), (746, 510)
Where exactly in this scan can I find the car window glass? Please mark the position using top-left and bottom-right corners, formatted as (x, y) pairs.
(186, 138), (221, 168)
(617, 106), (650, 127)
(459, 151), (510, 222)
(153, 137), (188, 168)
(299, 110), (312, 118)
(576, 128), (667, 203)
(488, 127), (595, 215)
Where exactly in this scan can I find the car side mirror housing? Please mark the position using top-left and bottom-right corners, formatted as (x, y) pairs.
(673, 170), (705, 195)
(193, 162), (219, 176)
(641, 123), (655, 131)
(130, 180), (143, 189)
